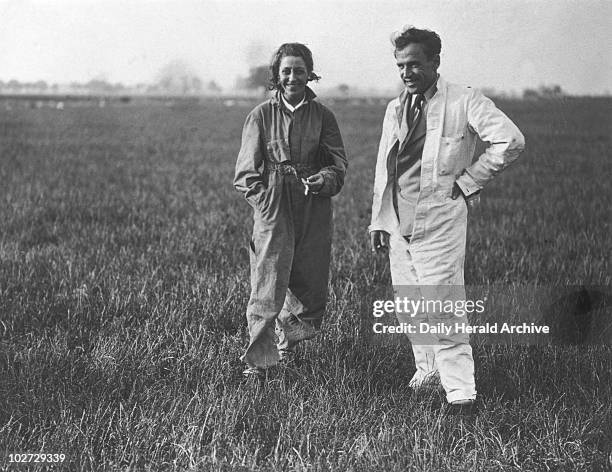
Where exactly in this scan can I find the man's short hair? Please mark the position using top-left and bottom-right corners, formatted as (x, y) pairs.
(391, 26), (441, 59)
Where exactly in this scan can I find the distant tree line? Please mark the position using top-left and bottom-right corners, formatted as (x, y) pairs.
(522, 85), (565, 100)
(234, 65), (353, 97)
(0, 60), (223, 96)
(235, 65), (581, 99)
(0, 70), (588, 99)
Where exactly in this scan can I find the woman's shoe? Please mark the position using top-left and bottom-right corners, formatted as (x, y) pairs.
(242, 366), (265, 379)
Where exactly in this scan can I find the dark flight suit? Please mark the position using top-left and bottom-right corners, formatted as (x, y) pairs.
(234, 87), (347, 368)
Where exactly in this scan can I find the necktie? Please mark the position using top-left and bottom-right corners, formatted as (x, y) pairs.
(399, 94), (424, 144)
(408, 94), (424, 129)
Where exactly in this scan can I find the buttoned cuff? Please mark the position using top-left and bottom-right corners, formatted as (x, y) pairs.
(368, 223), (387, 233)
(317, 169), (340, 197)
(455, 171), (481, 197)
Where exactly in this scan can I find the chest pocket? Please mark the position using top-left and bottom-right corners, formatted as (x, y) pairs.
(438, 135), (465, 176)
(266, 139), (291, 163)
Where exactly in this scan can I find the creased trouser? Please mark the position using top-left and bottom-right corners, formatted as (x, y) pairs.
(242, 169), (332, 368)
(388, 195), (477, 402)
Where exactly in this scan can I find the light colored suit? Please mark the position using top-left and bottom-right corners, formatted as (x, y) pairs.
(370, 76), (525, 402)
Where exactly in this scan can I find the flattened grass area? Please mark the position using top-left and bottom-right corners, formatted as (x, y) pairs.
(0, 98), (611, 471)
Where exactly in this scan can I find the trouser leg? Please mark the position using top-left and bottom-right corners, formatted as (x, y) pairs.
(433, 340), (476, 402)
(243, 172), (294, 368)
(389, 232), (476, 401)
(276, 182), (332, 351)
(389, 232), (438, 385)
(426, 284), (476, 402)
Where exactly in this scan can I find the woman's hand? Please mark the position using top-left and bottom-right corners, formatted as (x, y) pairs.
(302, 173), (324, 194)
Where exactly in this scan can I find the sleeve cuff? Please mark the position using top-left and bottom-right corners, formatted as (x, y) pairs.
(455, 172), (481, 197)
(368, 223), (387, 233)
(317, 170), (339, 197)
(244, 183), (265, 208)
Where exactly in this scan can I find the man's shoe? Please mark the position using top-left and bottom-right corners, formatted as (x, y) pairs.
(447, 398), (477, 416)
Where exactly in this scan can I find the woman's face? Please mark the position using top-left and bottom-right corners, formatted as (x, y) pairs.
(279, 55), (308, 105)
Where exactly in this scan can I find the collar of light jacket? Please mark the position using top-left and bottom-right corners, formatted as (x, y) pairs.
(399, 74), (439, 103)
(272, 86), (317, 111)
(396, 74), (443, 124)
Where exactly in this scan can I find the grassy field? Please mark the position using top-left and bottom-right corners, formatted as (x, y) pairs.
(0, 96), (611, 471)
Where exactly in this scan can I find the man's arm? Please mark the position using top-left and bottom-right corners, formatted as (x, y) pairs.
(455, 89), (525, 197)
(369, 102), (395, 253)
(234, 111), (266, 208)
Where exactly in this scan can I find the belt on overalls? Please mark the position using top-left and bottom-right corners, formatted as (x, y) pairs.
(266, 162), (319, 180)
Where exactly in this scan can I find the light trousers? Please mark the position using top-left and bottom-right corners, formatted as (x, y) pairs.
(388, 230), (477, 403)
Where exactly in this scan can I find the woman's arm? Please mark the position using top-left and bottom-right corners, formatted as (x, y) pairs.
(234, 111), (266, 208)
(316, 106), (348, 197)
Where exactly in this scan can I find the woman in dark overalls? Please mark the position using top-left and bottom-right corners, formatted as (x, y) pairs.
(234, 43), (348, 376)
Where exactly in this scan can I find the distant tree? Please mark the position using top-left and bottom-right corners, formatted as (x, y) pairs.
(7, 79), (21, 92)
(234, 76), (248, 90)
(337, 83), (350, 96)
(85, 79), (115, 94)
(246, 65), (270, 90)
(207, 80), (222, 93)
(34, 80), (48, 92)
(191, 76), (202, 94)
(538, 84), (564, 98)
(522, 84), (565, 100)
(146, 84), (161, 94)
(113, 82), (127, 93)
(156, 60), (203, 95)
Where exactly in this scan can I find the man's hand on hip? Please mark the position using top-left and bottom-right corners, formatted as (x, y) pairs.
(370, 231), (390, 254)
(452, 182), (480, 209)
(451, 182), (465, 200)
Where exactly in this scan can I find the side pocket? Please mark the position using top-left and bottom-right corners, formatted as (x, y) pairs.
(245, 190), (265, 210)
(247, 237), (258, 265)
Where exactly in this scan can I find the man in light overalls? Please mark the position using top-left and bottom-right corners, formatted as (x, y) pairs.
(369, 26), (525, 411)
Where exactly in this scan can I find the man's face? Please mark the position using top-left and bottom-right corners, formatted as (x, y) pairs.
(395, 43), (439, 94)
(279, 55), (308, 105)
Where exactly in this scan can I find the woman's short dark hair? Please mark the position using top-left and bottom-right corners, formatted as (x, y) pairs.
(268, 43), (321, 91)
(391, 26), (441, 59)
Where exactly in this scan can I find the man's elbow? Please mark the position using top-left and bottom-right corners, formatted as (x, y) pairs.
(501, 129), (525, 164)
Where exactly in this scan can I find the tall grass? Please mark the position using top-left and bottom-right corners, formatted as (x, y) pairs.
(0, 98), (610, 470)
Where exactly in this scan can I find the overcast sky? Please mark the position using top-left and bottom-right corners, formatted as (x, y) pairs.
(1, 0), (610, 95)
